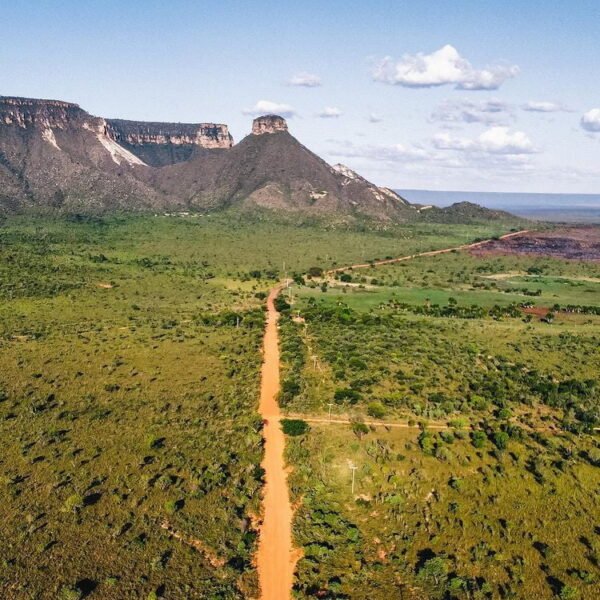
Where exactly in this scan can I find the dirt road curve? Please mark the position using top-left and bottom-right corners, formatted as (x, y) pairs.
(257, 283), (297, 600)
(326, 229), (529, 274)
(256, 229), (529, 598)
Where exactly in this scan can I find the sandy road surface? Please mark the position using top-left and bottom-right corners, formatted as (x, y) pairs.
(257, 284), (297, 600)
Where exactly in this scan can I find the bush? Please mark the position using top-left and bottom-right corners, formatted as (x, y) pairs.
(351, 420), (369, 440)
(60, 586), (82, 600)
(274, 296), (290, 312)
(63, 494), (84, 513)
(367, 402), (386, 419)
(493, 431), (510, 450)
(307, 266), (324, 278)
(449, 475), (463, 491)
(471, 430), (487, 449)
(340, 273), (352, 283)
(418, 431), (436, 456)
(416, 556), (449, 598)
(281, 419), (309, 436)
(334, 388), (361, 404)
(164, 500), (182, 514)
(560, 585), (580, 600)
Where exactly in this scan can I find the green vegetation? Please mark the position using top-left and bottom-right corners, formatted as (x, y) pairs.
(0, 214), (512, 598)
(281, 419), (310, 436)
(280, 232), (600, 599)
(2, 213), (598, 599)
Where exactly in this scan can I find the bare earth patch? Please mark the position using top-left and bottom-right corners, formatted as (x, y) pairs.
(470, 226), (600, 261)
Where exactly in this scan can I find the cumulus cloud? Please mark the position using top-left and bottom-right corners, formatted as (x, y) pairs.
(581, 108), (600, 132)
(242, 100), (297, 118)
(433, 126), (536, 155)
(522, 101), (570, 113)
(287, 72), (321, 87)
(372, 45), (519, 90)
(431, 98), (512, 125)
(318, 106), (342, 118)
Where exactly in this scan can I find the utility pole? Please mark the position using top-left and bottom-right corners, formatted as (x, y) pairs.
(349, 462), (358, 495)
(328, 403), (334, 423)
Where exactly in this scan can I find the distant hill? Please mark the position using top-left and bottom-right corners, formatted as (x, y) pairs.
(0, 95), (518, 224)
(416, 201), (519, 224)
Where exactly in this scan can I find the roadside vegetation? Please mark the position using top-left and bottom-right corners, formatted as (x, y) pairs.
(279, 233), (600, 599)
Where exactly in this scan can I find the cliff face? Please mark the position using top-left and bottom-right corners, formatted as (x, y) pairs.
(104, 119), (233, 167)
(0, 96), (89, 128)
(252, 115), (288, 135)
(105, 119), (232, 149)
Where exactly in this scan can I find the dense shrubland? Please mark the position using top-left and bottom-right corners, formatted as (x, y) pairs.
(282, 238), (600, 599)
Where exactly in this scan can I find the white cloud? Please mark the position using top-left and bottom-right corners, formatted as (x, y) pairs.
(326, 137), (535, 178)
(329, 139), (433, 163)
(242, 100), (297, 118)
(318, 106), (342, 118)
(372, 45), (519, 90)
(522, 101), (570, 113)
(368, 112), (383, 123)
(433, 126), (536, 155)
(581, 108), (600, 132)
(287, 72), (321, 87)
(431, 98), (512, 125)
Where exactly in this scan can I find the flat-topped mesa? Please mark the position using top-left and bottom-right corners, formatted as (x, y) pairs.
(0, 95), (87, 128)
(252, 114), (288, 135)
(105, 119), (233, 149)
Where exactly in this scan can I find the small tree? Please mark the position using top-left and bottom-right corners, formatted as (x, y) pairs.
(281, 419), (309, 436)
(351, 420), (369, 440)
(493, 430), (510, 451)
(471, 430), (487, 449)
(559, 585), (580, 600)
(367, 401), (386, 419)
(416, 556), (449, 598)
(307, 266), (323, 278)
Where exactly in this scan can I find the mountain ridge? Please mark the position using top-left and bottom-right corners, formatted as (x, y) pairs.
(0, 95), (520, 224)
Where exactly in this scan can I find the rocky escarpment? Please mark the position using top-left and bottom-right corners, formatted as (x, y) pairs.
(332, 163), (410, 207)
(252, 115), (288, 135)
(105, 119), (233, 166)
(0, 96), (88, 128)
(0, 94), (518, 224)
(0, 96), (235, 211)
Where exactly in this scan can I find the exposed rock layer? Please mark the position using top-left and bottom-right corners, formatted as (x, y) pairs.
(252, 115), (288, 135)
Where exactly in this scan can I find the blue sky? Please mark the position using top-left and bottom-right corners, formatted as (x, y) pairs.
(1, 0), (599, 193)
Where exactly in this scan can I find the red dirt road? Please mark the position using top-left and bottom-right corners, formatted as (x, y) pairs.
(256, 229), (529, 598)
(257, 284), (297, 600)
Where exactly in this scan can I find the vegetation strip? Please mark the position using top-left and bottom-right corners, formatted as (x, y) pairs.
(257, 229), (528, 598)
